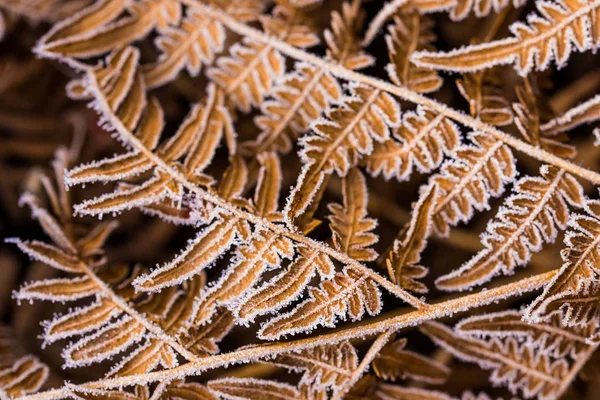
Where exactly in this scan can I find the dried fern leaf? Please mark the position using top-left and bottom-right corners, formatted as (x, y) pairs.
(285, 83), (400, 226)
(541, 94), (600, 136)
(372, 337), (450, 384)
(40, 0), (127, 44)
(16, 276), (97, 302)
(386, 12), (442, 93)
(63, 315), (146, 368)
(437, 165), (583, 291)
(8, 239), (84, 273)
(376, 384), (454, 400)
(412, 0), (600, 75)
(411, 0), (526, 21)
(456, 310), (596, 358)
(427, 131), (516, 237)
(328, 168), (378, 261)
(193, 155), (292, 322)
(513, 83), (576, 159)
(456, 71), (513, 126)
(39, 0), (181, 58)
(207, 377), (300, 400)
(259, 266), (381, 340)
(0, 356), (48, 398)
(386, 183), (437, 293)
(133, 217), (243, 292)
(182, 308), (234, 355)
(526, 199), (600, 327)
(44, 298), (119, 343)
(141, 7), (225, 89)
(207, 6), (319, 112)
(163, 381), (217, 400)
(244, 62), (342, 155)
(325, 1), (374, 70)
(66, 97), (163, 185)
(366, 106), (460, 181)
(345, 374), (452, 400)
(421, 322), (568, 400)
(268, 341), (357, 390)
(234, 246), (333, 323)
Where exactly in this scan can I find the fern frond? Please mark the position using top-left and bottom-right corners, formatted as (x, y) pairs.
(207, 377), (300, 400)
(513, 82), (576, 159)
(268, 341), (357, 391)
(386, 183), (437, 293)
(259, 266), (382, 340)
(412, 0), (600, 75)
(456, 70), (513, 126)
(426, 131), (516, 237)
(385, 11), (442, 93)
(366, 106), (460, 181)
(0, 356), (48, 398)
(243, 62), (342, 156)
(372, 337), (450, 384)
(541, 94), (600, 136)
(207, 5), (319, 112)
(285, 83), (401, 226)
(327, 168), (378, 262)
(456, 310), (596, 358)
(411, 0), (526, 21)
(437, 165), (583, 291)
(38, 0), (182, 58)
(421, 321), (569, 400)
(141, 7), (226, 89)
(526, 199), (600, 327)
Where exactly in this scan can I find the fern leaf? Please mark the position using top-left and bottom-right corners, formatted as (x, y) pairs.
(412, 0), (600, 75)
(386, 12), (442, 93)
(268, 341), (358, 390)
(63, 315), (146, 368)
(427, 131), (516, 237)
(328, 168), (378, 261)
(541, 94), (600, 136)
(16, 276), (97, 302)
(132, 217), (243, 292)
(456, 71), (513, 126)
(513, 83), (576, 159)
(207, 377), (300, 400)
(40, 0), (128, 44)
(0, 356), (48, 398)
(163, 381), (217, 400)
(285, 83), (400, 226)
(207, 6), (319, 112)
(526, 199), (600, 326)
(38, 0), (182, 58)
(376, 384), (454, 400)
(411, 0), (526, 21)
(366, 106), (460, 181)
(234, 247), (334, 323)
(244, 62), (342, 155)
(437, 166), (583, 290)
(456, 310), (596, 358)
(259, 267), (381, 340)
(142, 7), (225, 89)
(421, 322), (568, 400)
(190, 229), (292, 323)
(373, 337), (450, 384)
(386, 184), (437, 293)
(325, 1), (374, 70)
(43, 298), (119, 343)
(182, 308), (234, 355)
(8, 239), (84, 273)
